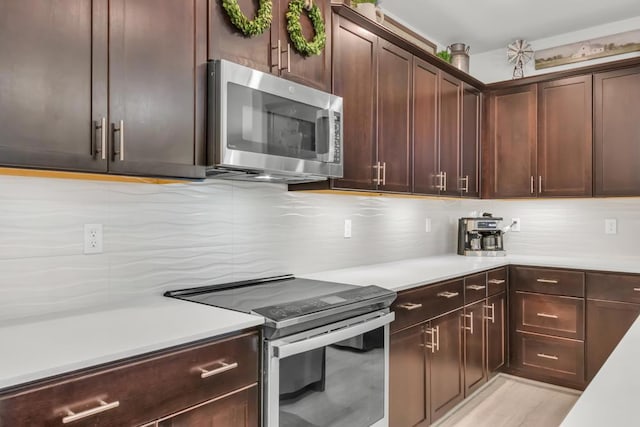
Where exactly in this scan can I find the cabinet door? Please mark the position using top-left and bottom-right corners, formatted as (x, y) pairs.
(438, 73), (461, 196)
(377, 40), (412, 193)
(108, 0), (206, 178)
(331, 17), (377, 190)
(483, 85), (537, 198)
(461, 85), (480, 197)
(464, 300), (486, 396)
(278, 0), (332, 91)
(390, 325), (428, 427)
(538, 76), (592, 197)
(158, 385), (258, 427)
(429, 309), (464, 424)
(209, 0), (274, 73)
(586, 299), (640, 381)
(594, 67), (640, 196)
(486, 292), (506, 377)
(413, 58), (440, 195)
(0, 0), (108, 173)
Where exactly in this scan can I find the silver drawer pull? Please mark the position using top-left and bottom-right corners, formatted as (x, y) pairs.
(536, 312), (559, 319)
(537, 353), (559, 361)
(437, 291), (459, 299)
(488, 279), (505, 285)
(62, 400), (120, 424)
(466, 285), (486, 291)
(634, 288), (640, 292)
(398, 302), (423, 311)
(536, 279), (558, 284)
(199, 361), (238, 379)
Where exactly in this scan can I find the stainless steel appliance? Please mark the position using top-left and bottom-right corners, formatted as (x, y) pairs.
(165, 275), (396, 427)
(207, 59), (343, 183)
(457, 214), (506, 256)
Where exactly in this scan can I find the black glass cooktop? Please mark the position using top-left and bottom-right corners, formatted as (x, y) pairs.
(164, 275), (395, 323)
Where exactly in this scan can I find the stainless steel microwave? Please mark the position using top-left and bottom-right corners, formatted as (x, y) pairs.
(207, 60), (343, 183)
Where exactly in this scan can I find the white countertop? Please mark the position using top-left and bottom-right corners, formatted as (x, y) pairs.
(561, 315), (640, 426)
(301, 254), (640, 292)
(0, 296), (263, 391)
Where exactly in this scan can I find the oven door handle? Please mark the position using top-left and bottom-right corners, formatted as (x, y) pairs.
(272, 312), (395, 359)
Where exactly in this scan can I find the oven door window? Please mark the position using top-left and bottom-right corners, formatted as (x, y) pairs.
(279, 327), (385, 427)
(227, 82), (332, 161)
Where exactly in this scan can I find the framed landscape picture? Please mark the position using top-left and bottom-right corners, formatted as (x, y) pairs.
(534, 29), (640, 70)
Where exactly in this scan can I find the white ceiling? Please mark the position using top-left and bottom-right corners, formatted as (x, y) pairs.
(381, 0), (640, 54)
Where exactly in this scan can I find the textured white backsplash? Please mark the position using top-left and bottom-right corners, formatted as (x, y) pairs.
(1, 174), (639, 322)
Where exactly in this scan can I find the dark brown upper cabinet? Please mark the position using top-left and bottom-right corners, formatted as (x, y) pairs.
(0, 0), (108, 173)
(483, 84), (538, 198)
(594, 66), (640, 196)
(209, 0), (332, 92)
(438, 73), (462, 197)
(331, 16), (378, 191)
(461, 85), (481, 198)
(538, 75), (593, 197)
(0, 0), (206, 179)
(413, 58), (439, 195)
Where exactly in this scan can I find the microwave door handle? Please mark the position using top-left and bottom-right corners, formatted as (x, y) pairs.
(272, 312), (394, 359)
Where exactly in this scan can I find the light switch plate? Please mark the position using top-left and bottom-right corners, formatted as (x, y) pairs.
(605, 218), (617, 235)
(344, 219), (352, 238)
(425, 218), (432, 233)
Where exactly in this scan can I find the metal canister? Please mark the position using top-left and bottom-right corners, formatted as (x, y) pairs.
(448, 43), (470, 73)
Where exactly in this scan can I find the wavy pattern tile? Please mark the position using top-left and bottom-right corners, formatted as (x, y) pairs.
(2, 173), (640, 322)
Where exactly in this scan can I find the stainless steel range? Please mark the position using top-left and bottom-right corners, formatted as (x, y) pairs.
(165, 275), (396, 427)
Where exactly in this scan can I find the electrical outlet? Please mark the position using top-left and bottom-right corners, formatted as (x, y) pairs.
(511, 218), (521, 232)
(605, 219), (617, 235)
(425, 218), (432, 233)
(344, 219), (352, 239)
(84, 224), (103, 254)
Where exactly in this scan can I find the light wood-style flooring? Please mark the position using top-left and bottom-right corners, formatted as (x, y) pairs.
(434, 375), (581, 427)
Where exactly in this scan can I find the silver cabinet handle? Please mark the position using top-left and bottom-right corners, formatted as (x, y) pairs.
(113, 120), (124, 161)
(466, 284), (486, 291)
(435, 172), (445, 190)
(530, 176), (535, 194)
(459, 175), (469, 192)
(62, 400), (120, 424)
(483, 303), (495, 323)
(462, 311), (474, 334)
(443, 171), (447, 191)
(536, 278), (558, 284)
(398, 302), (422, 311)
(633, 288), (640, 292)
(424, 327), (437, 353)
(539, 176), (543, 193)
(435, 325), (440, 351)
(94, 118), (106, 160)
(537, 353), (559, 361)
(488, 279), (505, 285)
(286, 42), (291, 72)
(381, 162), (386, 186)
(373, 162), (381, 185)
(199, 361), (238, 379)
(536, 312), (559, 319)
(437, 291), (459, 299)
(273, 39), (282, 72)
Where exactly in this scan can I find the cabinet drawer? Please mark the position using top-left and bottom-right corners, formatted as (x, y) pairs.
(514, 332), (584, 384)
(511, 266), (584, 297)
(464, 272), (487, 304)
(586, 272), (640, 304)
(392, 279), (464, 332)
(0, 332), (259, 427)
(515, 292), (584, 340)
(487, 267), (507, 296)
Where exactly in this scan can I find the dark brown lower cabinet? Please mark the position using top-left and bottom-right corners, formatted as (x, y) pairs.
(157, 385), (258, 427)
(429, 309), (464, 423)
(389, 324), (428, 427)
(486, 292), (506, 377)
(586, 299), (640, 381)
(463, 301), (486, 396)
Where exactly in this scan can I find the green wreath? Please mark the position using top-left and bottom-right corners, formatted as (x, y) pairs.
(286, 0), (326, 56)
(222, 0), (272, 37)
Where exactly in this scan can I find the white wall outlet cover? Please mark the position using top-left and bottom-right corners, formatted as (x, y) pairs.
(511, 218), (521, 232)
(605, 218), (618, 235)
(425, 218), (432, 233)
(344, 219), (352, 239)
(84, 224), (104, 254)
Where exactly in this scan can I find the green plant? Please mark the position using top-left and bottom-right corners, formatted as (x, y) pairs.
(436, 50), (452, 63)
(222, 0), (272, 37)
(287, 0), (326, 56)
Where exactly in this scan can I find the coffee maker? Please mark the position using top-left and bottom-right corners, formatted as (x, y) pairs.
(457, 214), (506, 256)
